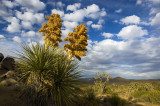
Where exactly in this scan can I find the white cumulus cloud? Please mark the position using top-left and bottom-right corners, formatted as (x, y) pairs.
(2, 0), (18, 8)
(0, 35), (5, 39)
(6, 17), (21, 33)
(117, 25), (148, 40)
(98, 19), (104, 24)
(136, 0), (160, 5)
(22, 30), (40, 37)
(63, 4), (107, 22)
(16, 11), (44, 25)
(136, 0), (142, 5)
(63, 10), (85, 22)
(21, 21), (33, 29)
(81, 37), (160, 79)
(47, 1), (65, 8)
(13, 36), (22, 43)
(149, 8), (160, 15)
(91, 24), (102, 30)
(63, 21), (78, 30)
(62, 4), (107, 38)
(86, 4), (100, 13)
(62, 21), (78, 38)
(86, 21), (93, 26)
(67, 3), (81, 11)
(51, 9), (64, 17)
(150, 12), (160, 26)
(102, 32), (114, 38)
(121, 15), (141, 25)
(56, 1), (65, 7)
(115, 8), (122, 13)
(15, 0), (45, 11)
(100, 8), (107, 16)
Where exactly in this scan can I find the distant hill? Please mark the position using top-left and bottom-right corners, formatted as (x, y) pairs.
(80, 77), (160, 85)
(110, 77), (127, 81)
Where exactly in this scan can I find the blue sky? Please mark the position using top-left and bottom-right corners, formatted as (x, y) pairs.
(0, 0), (160, 79)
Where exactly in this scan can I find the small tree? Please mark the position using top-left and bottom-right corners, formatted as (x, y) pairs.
(64, 24), (88, 61)
(39, 14), (62, 48)
(94, 72), (111, 94)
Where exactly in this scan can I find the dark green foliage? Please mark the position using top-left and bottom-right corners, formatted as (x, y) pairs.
(132, 90), (160, 104)
(83, 88), (99, 103)
(105, 86), (113, 94)
(16, 43), (82, 106)
(128, 82), (160, 104)
(75, 87), (100, 106)
(129, 82), (154, 92)
(153, 83), (160, 91)
(107, 93), (127, 106)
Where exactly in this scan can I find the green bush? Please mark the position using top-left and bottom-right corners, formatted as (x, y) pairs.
(16, 43), (82, 106)
(132, 90), (160, 104)
(129, 82), (160, 104)
(107, 93), (127, 106)
(105, 86), (113, 94)
(153, 84), (160, 91)
(75, 87), (100, 106)
(129, 82), (154, 92)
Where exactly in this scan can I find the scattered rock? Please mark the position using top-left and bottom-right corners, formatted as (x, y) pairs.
(0, 71), (21, 91)
(0, 80), (8, 86)
(0, 71), (15, 80)
(132, 98), (145, 103)
(5, 71), (15, 78)
(0, 53), (4, 62)
(0, 78), (18, 87)
(1, 56), (15, 70)
(0, 74), (7, 80)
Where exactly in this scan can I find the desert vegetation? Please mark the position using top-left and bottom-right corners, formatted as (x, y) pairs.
(0, 13), (160, 106)
(16, 13), (88, 106)
(75, 74), (160, 106)
(0, 13), (89, 106)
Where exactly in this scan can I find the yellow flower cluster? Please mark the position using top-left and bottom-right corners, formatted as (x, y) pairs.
(39, 14), (62, 47)
(64, 24), (88, 61)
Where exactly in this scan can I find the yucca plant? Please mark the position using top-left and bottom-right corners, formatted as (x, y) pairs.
(16, 43), (82, 106)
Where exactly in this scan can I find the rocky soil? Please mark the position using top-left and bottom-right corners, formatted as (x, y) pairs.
(0, 52), (26, 106)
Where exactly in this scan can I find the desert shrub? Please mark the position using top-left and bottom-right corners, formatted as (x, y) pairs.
(75, 87), (100, 106)
(107, 93), (127, 106)
(109, 83), (119, 92)
(93, 72), (111, 94)
(129, 82), (154, 94)
(132, 90), (160, 104)
(16, 43), (82, 106)
(105, 86), (113, 94)
(84, 87), (99, 102)
(129, 82), (160, 104)
(108, 84), (127, 93)
(153, 83), (160, 91)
